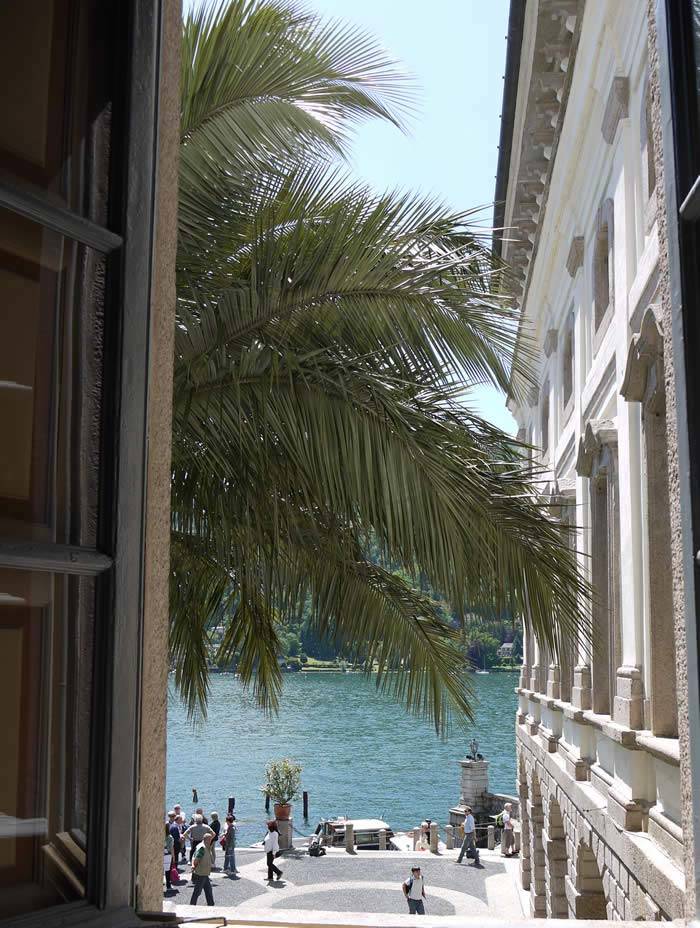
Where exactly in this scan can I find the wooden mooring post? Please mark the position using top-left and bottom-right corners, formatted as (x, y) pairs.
(303, 790), (309, 819)
(228, 796), (235, 815)
(265, 794), (270, 813)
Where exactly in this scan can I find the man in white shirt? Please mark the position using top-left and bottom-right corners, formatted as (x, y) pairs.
(402, 866), (426, 914)
(456, 807), (480, 866)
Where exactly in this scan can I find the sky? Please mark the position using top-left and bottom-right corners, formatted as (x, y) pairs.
(307, 0), (514, 432)
(185, 0), (515, 432)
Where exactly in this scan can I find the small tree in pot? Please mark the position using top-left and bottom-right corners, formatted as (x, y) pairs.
(261, 758), (302, 820)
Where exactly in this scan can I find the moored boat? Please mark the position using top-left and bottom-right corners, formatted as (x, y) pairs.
(314, 817), (394, 850)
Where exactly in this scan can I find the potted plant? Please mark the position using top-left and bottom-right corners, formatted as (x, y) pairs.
(261, 758), (302, 820)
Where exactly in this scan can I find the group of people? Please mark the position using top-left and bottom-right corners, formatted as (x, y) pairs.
(164, 800), (517, 911)
(164, 805), (239, 906)
(406, 801), (516, 916)
(163, 807), (287, 907)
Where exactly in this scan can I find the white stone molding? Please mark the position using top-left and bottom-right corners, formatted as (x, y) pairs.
(543, 328), (559, 357)
(620, 305), (664, 409)
(575, 418), (617, 477)
(601, 75), (630, 144)
(565, 235), (584, 277)
(502, 0), (582, 310)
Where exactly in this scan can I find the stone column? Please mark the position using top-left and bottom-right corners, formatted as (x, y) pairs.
(529, 635), (543, 695)
(519, 619), (531, 691)
(459, 758), (490, 809)
(278, 819), (293, 851)
(528, 791), (546, 917)
(429, 822), (438, 853)
(613, 383), (645, 729)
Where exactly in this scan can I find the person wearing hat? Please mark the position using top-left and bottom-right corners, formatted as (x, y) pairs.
(402, 865), (426, 914)
(189, 832), (215, 906)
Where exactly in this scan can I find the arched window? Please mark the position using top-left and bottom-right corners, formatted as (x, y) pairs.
(593, 199), (614, 331)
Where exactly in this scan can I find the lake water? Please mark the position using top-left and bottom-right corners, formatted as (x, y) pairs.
(166, 671), (518, 846)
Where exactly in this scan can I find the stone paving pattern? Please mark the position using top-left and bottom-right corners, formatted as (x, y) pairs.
(164, 846), (527, 920)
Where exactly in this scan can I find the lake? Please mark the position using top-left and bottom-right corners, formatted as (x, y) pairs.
(166, 671), (518, 846)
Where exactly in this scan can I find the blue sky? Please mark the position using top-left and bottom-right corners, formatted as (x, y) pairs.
(308, 0), (514, 432)
(186, 0), (515, 431)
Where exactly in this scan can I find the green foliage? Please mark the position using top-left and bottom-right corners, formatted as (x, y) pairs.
(261, 758), (303, 803)
(170, 0), (589, 734)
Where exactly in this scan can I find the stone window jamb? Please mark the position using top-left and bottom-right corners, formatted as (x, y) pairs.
(592, 198), (615, 353)
(576, 420), (620, 718)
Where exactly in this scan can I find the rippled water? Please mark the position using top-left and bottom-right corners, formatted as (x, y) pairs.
(166, 671), (518, 846)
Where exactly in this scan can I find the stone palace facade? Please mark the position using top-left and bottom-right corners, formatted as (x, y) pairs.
(496, 1), (695, 920)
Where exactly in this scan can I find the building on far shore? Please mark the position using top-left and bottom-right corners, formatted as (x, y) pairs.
(496, 0), (700, 920)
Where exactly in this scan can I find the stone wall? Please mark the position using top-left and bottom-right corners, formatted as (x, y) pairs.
(517, 721), (685, 920)
(135, 0), (180, 911)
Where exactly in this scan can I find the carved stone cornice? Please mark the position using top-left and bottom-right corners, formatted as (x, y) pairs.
(575, 418), (617, 477)
(543, 329), (559, 357)
(601, 76), (629, 144)
(620, 306), (664, 408)
(502, 0), (584, 311)
(566, 235), (584, 277)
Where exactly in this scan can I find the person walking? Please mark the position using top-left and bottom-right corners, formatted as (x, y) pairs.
(223, 814), (238, 874)
(263, 820), (283, 882)
(164, 823), (175, 891)
(501, 802), (515, 858)
(166, 811), (181, 869)
(189, 833), (215, 906)
(402, 866), (426, 914)
(209, 812), (221, 869)
(177, 814), (187, 863)
(183, 814), (214, 865)
(456, 807), (480, 866)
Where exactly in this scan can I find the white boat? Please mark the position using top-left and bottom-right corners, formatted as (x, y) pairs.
(314, 817), (394, 850)
(390, 830), (447, 853)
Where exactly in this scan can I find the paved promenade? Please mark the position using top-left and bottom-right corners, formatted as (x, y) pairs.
(164, 845), (528, 921)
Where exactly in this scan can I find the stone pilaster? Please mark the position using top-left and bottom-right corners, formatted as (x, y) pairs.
(614, 665), (645, 729)
(458, 758), (490, 808)
(572, 664), (592, 709)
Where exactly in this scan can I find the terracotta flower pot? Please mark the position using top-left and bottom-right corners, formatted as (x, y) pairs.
(274, 802), (292, 820)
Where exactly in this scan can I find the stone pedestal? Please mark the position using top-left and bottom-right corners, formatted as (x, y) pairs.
(572, 664), (592, 710)
(278, 818), (293, 851)
(458, 758), (490, 808)
(613, 665), (644, 729)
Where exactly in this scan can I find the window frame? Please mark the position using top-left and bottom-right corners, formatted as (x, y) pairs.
(0, 0), (164, 921)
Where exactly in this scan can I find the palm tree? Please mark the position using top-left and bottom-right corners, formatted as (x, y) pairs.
(171, 0), (588, 732)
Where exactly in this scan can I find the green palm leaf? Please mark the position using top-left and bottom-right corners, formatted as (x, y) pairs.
(170, 0), (588, 731)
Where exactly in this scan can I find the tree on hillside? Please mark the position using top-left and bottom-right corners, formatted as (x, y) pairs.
(170, 0), (589, 732)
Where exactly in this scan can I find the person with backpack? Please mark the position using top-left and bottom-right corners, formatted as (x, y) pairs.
(402, 866), (426, 914)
